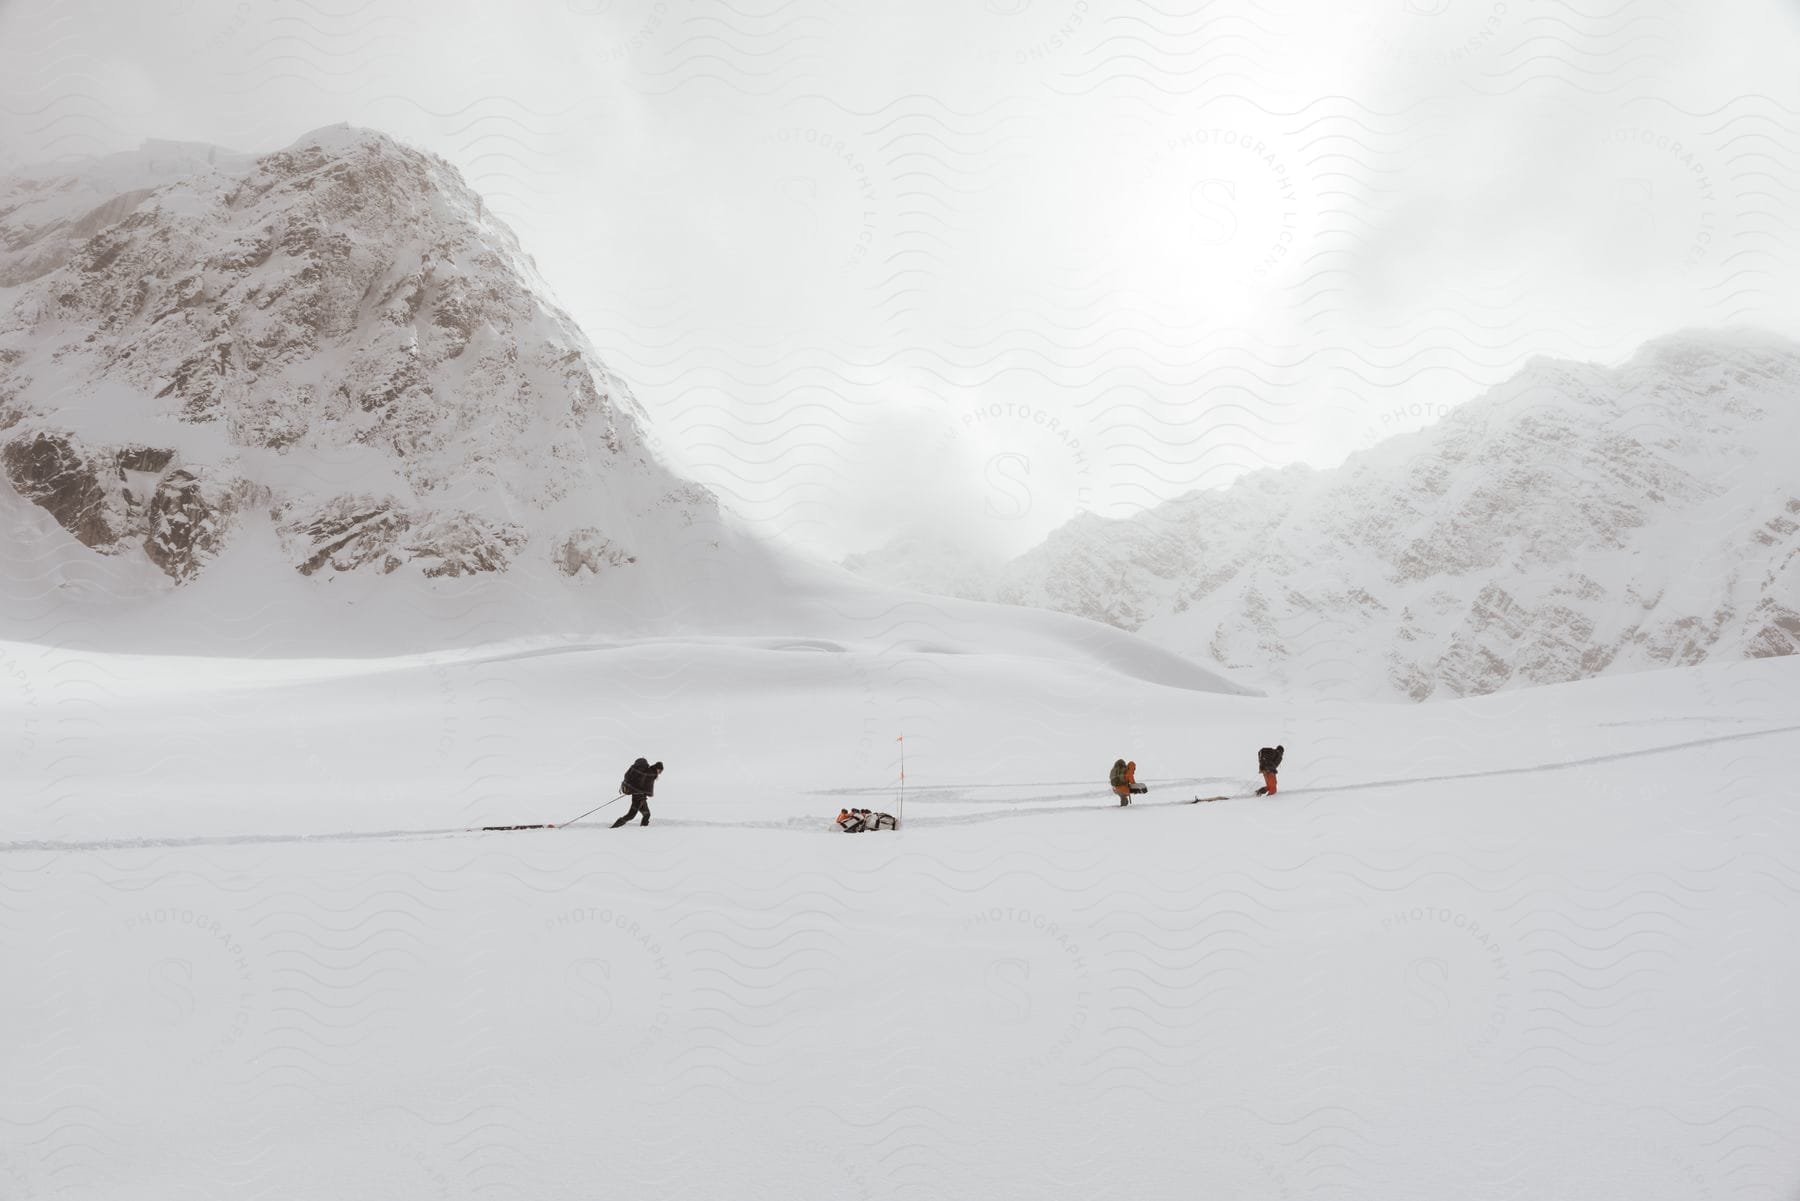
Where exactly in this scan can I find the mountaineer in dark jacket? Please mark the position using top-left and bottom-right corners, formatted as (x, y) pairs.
(612, 758), (664, 827)
(1255, 745), (1284, 796)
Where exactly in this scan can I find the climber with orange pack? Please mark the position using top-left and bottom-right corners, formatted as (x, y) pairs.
(1109, 758), (1147, 806)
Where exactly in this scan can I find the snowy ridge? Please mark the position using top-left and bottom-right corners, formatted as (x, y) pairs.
(852, 330), (1800, 699)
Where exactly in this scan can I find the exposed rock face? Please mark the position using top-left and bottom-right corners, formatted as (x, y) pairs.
(143, 470), (233, 582)
(2, 173), (185, 288)
(284, 496), (412, 577)
(848, 331), (1800, 699)
(0, 430), (237, 581)
(0, 126), (716, 588)
(1, 432), (121, 551)
(554, 528), (637, 576)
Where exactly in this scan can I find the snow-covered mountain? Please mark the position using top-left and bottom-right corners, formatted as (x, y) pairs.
(850, 331), (1800, 699)
(0, 126), (716, 599)
(0, 129), (1248, 696)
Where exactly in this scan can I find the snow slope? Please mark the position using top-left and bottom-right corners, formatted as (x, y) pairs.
(850, 330), (1800, 701)
(1, 642), (1796, 1198)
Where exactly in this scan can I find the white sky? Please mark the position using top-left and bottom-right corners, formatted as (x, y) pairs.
(3, 0), (1799, 560)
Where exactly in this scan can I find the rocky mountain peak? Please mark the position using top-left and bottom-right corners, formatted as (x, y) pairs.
(0, 126), (715, 592)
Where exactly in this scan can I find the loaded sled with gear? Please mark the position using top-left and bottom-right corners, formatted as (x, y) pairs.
(836, 807), (898, 833)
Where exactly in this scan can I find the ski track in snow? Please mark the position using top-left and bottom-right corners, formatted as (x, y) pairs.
(7, 722), (1796, 857)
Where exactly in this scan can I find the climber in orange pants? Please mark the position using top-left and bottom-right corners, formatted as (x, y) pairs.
(1255, 745), (1284, 796)
(1110, 758), (1148, 806)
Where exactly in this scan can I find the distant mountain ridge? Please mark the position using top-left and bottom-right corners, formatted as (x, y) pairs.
(847, 330), (1800, 699)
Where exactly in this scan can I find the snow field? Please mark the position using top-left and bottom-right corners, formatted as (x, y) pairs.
(2, 644), (1797, 1198)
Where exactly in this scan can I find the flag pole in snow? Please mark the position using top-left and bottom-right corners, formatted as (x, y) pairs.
(897, 735), (905, 828)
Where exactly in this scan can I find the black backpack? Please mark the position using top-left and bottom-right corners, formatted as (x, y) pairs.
(620, 757), (649, 794)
